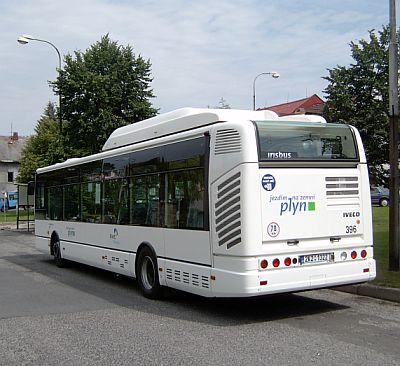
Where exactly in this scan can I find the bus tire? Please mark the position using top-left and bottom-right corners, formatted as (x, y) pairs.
(136, 246), (162, 299)
(52, 238), (66, 268)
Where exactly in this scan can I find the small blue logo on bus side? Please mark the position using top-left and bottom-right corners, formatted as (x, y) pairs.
(262, 174), (276, 191)
(110, 228), (119, 240)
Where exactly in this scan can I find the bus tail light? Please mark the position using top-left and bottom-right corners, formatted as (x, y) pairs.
(351, 251), (357, 259)
(273, 258), (280, 268)
(361, 250), (367, 258)
(260, 259), (268, 269)
(284, 257), (291, 267)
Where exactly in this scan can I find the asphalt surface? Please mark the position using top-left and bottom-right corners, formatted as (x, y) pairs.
(1, 229), (400, 365)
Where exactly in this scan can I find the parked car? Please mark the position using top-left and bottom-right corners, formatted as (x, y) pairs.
(0, 191), (17, 212)
(370, 186), (390, 207)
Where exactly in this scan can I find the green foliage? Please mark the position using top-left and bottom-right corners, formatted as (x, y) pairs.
(372, 207), (400, 288)
(323, 27), (391, 185)
(17, 102), (63, 183)
(51, 34), (157, 157)
(0, 209), (34, 223)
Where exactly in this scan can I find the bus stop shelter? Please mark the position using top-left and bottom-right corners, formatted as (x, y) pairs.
(16, 183), (34, 231)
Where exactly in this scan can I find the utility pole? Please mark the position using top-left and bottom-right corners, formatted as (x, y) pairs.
(388, 0), (400, 271)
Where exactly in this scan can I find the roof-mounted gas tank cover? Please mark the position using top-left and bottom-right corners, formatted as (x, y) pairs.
(102, 107), (327, 151)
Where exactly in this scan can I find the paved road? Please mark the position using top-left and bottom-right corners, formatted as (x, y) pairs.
(1, 230), (399, 366)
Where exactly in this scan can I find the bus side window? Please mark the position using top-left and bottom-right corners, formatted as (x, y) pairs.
(35, 182), (46, 220)
(165, 169), (204, 230)
(81, 182), (102, 223)
(145, 178), (160, 226)
(186, 178), (204, 229)
(48, 186), (63, 220)
(103, 178), (129, 225)
(131, 177), (147, 225)
(131, 175), (160, 227)
(64, 184), (81, 221)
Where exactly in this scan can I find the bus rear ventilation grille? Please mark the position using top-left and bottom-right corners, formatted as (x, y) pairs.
(214, 129), (241, 155)
(325, 176), (359, 196)
(215, 172), (242, 249)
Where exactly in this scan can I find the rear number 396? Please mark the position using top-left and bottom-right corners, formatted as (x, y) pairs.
(346, 225), (357, 234)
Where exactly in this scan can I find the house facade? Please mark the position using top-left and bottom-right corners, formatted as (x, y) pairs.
(0, 133), (28, 194)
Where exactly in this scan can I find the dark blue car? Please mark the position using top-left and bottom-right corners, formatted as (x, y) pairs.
(370, 186), (389, 207)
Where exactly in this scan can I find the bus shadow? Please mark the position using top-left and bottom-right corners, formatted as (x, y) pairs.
(161, 290), (348, 325)
(5, 253), (348, 326)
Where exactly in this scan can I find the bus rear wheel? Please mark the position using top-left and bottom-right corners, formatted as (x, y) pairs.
(136, 247), (162, 299)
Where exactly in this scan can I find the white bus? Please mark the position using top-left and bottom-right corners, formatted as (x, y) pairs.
(35, 108), (376, 299)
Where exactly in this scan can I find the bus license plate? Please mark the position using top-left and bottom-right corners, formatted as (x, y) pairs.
(299, 252), (334, 265)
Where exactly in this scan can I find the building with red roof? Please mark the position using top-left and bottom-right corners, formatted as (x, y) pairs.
(259, 94), (325, 116)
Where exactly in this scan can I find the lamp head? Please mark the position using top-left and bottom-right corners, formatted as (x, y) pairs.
(17, 36), (29, 45)
(17, 34), (34, 45)
(271, 72), (280, 79)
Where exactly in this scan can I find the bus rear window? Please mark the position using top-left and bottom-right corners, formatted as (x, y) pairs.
(255, 121), (358, 161)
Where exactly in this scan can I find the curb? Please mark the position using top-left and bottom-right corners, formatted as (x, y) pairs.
(335, 284), (400, 303)
(0, 223), (34, 232)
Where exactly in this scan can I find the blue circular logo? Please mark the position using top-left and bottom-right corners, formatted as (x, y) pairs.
(261, 174), (276, 191)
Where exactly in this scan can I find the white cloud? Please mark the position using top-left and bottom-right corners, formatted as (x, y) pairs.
(0, 0), (391, 135)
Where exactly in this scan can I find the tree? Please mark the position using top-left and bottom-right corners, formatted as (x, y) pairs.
(208, 97), (231, 109)
(51, 34), (157, 157)
(216, 97), (231, 109)
(323, 26), (392, 185)
(17, 102), (62, 183)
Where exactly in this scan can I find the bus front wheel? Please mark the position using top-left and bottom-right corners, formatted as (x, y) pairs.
(52, 239), (66, 268)
(136, 247), (162, 299)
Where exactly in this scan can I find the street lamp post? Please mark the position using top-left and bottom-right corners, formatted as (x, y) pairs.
(17, 34), (63, 134)
(253, 72), (280, 110)
(388, 0), (399, 271)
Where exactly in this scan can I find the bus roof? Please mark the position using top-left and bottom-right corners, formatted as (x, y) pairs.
(102, 107), (326, 151)
(37, 108), (328, 174)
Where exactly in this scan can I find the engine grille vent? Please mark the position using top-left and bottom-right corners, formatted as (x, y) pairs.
(215, 172), (242, 249)
(166, 268), (209, 289)
(214, 129), (241, 155)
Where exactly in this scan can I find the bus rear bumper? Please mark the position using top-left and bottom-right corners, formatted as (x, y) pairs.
(211, 259), (376, 297)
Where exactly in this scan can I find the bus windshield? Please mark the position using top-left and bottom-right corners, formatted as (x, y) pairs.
(255, 121), (358, 161)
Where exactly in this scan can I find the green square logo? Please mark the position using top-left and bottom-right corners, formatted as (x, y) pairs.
(308, 202), (315, 211)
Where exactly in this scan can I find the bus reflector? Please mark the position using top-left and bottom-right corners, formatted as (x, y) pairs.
(363, 268), (370, 273)
(284, 257), (291, 267)
(260, 259), (268, 269)
(273, 258), (280, 268)
(260, 280), (268, 286)
(351, 251), (357, 259)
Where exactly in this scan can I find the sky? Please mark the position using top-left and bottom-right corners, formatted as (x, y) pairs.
(0, 0), (392, 136)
